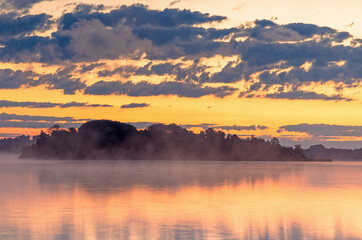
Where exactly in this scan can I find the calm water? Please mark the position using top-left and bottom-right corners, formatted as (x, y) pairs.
(1, 157), (362, 240)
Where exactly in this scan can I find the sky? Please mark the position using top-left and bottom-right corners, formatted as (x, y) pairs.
(0, 0), (361, 148)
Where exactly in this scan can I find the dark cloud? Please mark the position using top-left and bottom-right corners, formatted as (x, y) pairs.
(121, 103), (150, 109)
(55, 19), (153, 61)
(0, 4), (233, 62)
(37, 66), (87, 94)
(258, 61), (362, 85)
(279, 124), (362, 137)
(1, 0), (48, 10)
(254, 19), (277, 27)
(127, 122), (268, 132)
(0, 12), (52, 39)
(98, 65), (138, 78)
(0, 100), (112, 108)
(0, 68), (35, 89)
(132, 26), (237, 46)
(241, 20), (348, 43)
(78, 63), (106, 74)
(62, 102), (112, 108)
(85, 17), (359, 87)
(0, 121), (83, 129)
(284, 23), (337, 38)
(181, 123), (216, 129)
(169, 0), (181, 6)
(236, 40), (346, 68)
(0, 112), (90, 129)
(0, 67), (86, 94)
(0, 36), (56, 62)
(85, 81), (236, 98)
(99, 60), (209, 83)
(181, 123), (268, 131)
(207, 61), (250, 83)
(247, 90), (352, 101)
(59, 4), (226, 30)
(0, 3), (359, 103)
(0, 112), (89, 122)
(215, 125), (268, 131)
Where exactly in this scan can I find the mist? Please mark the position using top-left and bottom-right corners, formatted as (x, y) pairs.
(20, 120), (308, 161)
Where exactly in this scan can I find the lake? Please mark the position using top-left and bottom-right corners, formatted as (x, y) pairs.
(1, 156), (362, 240)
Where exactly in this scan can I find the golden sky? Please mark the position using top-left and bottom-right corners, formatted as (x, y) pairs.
(0, 0), (361, 148)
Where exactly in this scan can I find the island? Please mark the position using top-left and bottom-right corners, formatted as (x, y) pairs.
(20, 120), (320, 161)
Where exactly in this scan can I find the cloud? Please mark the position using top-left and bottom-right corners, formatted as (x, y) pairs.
(56, 19), (153, 61)
(181, 123), (216, 129)
(97, 65), (138, 78)
(132, 25), (237, 46)
(169, 0), (181, 6)
(84, 17), (359, 88)
(0, 36), (56, 62)
(99, 60), (209, 82)
(85, 81), (236, 98)
(279, 124), (362, 137)
(284, 23), (338, 38)
(1, 0), (49, 10)
(0, 68), (35, 89)
(181, 123), (268, 131)
(121, 103), (150, 109)
(78, 63), (106, 74)
(0, 67), (86, 94)
(0, 100), (112, 108)
(0, 112), (89, 122)
(243, 90), (352, 101)
(0, 121), (82, 129)
(0, 4), (233, 62)
(258, 61), (362, 85)
(59, 4), (226, 30)
(36, 66), (87, 94)
(0, 12), (52, 39)
(125, 122), (268, 132)
(0, 112), (90, 129)
(243, 20), (347, 42)
(0, 4), (360, 102)
(215, 125), (268, 131)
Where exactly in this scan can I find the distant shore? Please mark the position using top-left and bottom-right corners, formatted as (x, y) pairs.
(20, 120), (310, 161)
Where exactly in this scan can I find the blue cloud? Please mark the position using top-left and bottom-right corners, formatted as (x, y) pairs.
(0, 12), (52, 39)
(121, 103), (150, 109)
(0, 100), (112, 108)
(279, 124), (362, 137)
(85, 81), (236, 98)
(1, 0), (49, 10)
(59, 4), (226, 30)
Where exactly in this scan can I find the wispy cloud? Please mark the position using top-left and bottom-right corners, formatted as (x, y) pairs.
(0, 113), (90, 129)
(0, 100), (112, 108)
(121, 103), (150, 109)
(279, 124), (362, 137)
(85, 81), (236, 98)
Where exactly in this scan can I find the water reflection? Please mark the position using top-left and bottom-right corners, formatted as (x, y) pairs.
(1, 160), (362, 239)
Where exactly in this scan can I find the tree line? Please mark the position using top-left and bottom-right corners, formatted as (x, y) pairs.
(20, 120), (308, 161)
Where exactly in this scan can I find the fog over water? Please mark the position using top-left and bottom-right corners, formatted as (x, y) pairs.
(1, 158), (362, 239)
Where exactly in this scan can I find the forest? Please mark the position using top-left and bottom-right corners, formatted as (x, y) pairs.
(20, 120), (309, 161)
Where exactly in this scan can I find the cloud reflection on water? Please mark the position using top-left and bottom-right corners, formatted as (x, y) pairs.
(1, 160), (362, 239)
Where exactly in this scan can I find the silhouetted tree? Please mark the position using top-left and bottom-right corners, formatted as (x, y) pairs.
(20, 120), (311, 161)
(0, 135), (34, 153)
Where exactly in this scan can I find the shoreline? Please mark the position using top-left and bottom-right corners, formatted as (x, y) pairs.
(16, 157), (332, 162)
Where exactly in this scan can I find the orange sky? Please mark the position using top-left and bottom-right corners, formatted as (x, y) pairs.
(0, 0), (361, 148)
